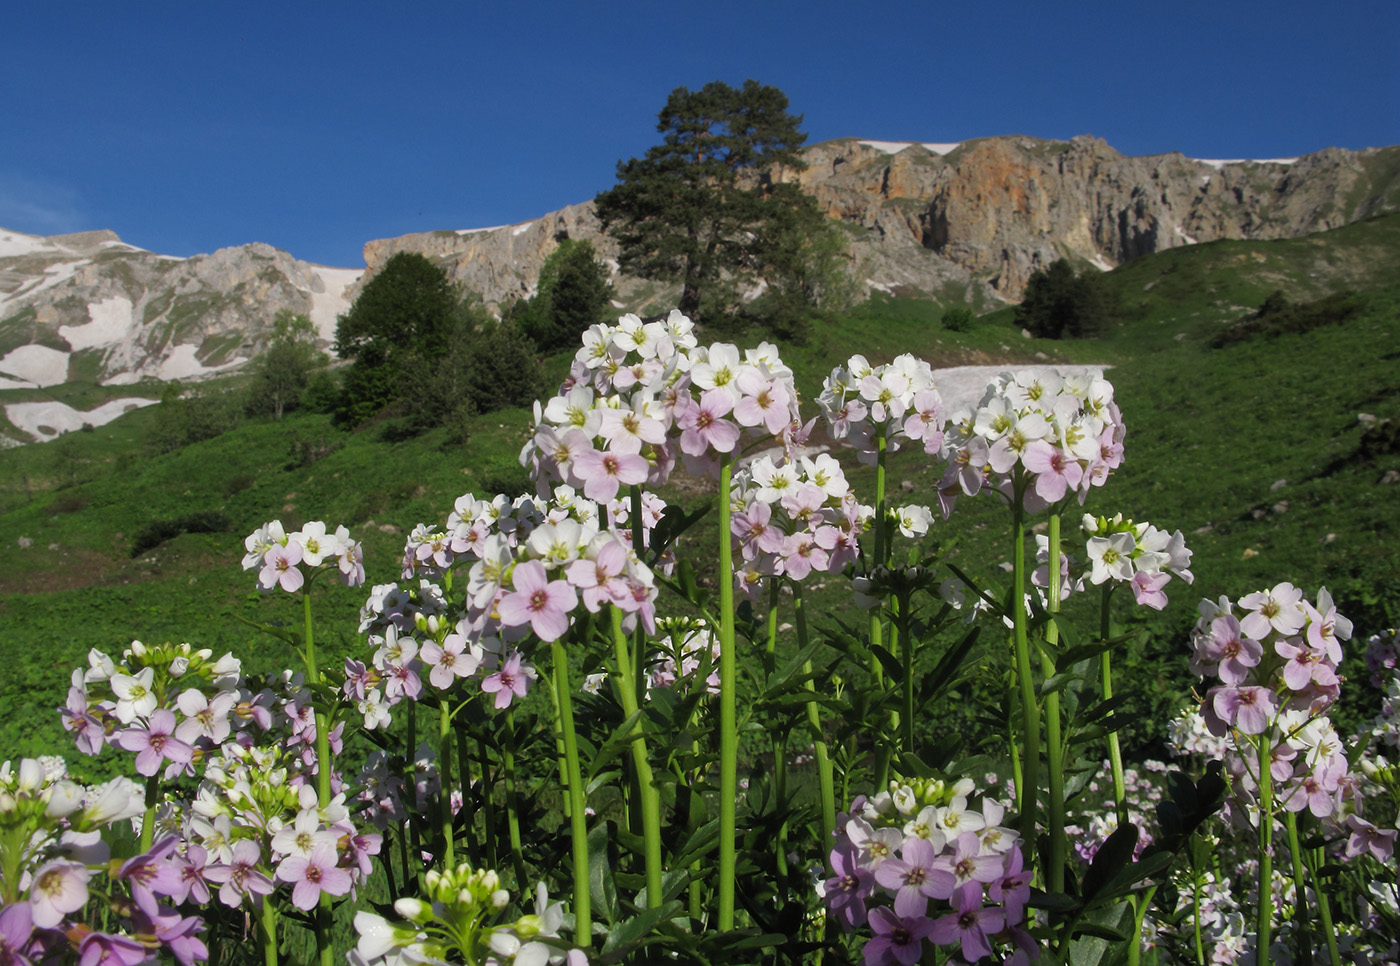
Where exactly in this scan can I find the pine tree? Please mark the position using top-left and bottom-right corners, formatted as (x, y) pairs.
(595, 80), (834, 327)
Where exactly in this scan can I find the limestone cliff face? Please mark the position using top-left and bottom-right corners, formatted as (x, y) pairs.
(358, 135), (1399, 310)
(2, 134), (1395, 394)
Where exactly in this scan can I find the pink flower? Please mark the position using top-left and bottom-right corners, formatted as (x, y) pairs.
(570, 447), (650, 503)
(1129, 570), (1171, 610)
(116, 709), (194, 777)
(928, 887), (1006, 964)
(677, 389), (740, 457)
(276, 842), (352, 911)
(480, 652), (535, 710)
(258, 541), (304, 593)
(420, 633), (480, 690)
(863, 907), (936, 966)
(1208, 685), (1275, 735)
(497, 560), (578, 642)
(1022, 440), (1084, 503)
(29, 859), (90, 928)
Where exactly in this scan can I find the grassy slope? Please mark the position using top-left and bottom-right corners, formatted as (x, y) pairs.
(0, 216), (1397, 766)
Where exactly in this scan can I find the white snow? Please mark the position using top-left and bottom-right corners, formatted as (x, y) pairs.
(0, 345), (70, 386)
(456, 225), (507, 236)
(1193, 158), (1298, 170)
(308, 266), (361, 341)
(0, 229), (52, 258)
(59, 296), (134, 350)
(5, 397), (159, 442)
(858, 140), (962, 156)
(1173, 225), (1199, 245)
(156, 344), (247, 381)
(511, 222), (534, 237)
(1088, 254), (1115, 272)
(933, 364), (1111, 414)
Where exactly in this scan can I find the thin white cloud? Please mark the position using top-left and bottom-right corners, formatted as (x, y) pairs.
(0, 172), (86, 235)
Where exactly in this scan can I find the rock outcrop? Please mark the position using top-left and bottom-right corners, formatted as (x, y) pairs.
(0, 228), (360, 388)
(2, 133), (1396, 396)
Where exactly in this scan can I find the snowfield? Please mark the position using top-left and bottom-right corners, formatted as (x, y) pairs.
(5, 397), (160, 442)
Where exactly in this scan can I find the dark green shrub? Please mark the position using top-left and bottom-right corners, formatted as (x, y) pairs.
(131, 511), (231, 557)
(941, 306), (974, 332)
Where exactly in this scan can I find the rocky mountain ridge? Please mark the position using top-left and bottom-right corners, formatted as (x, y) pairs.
(2, 133), (1397, 408)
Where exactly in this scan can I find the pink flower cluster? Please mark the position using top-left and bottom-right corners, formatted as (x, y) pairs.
(729, 453), (863, 599)
(62, 641), (243, 775)
(243, 520), (365, 592)
(817, 353), (945, 464)
(938, 369), (1124, 516)
(0, 758), (208, 964)
(1189, 585), (1360, 823)
(350, 489), (660, 728)
(819, 777), (1034, 966)
(523, 311), (806, 491)
(1033, 512), (1194, 610)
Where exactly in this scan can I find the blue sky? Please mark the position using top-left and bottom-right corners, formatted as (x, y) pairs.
(3, 1), (1396, 268)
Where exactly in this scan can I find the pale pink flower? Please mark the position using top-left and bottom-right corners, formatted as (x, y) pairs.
(480, 652), (536, 710)
(29, 860), (90, 927)
(277, 841), (352, 911)
(497, 560), (578, 642)
(258, 541), (304, 593)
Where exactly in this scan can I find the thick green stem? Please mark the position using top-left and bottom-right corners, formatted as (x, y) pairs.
(717, 453), (738, 929)
(1011, 501), (1041, 863)
(611, 607), (664, 909)
(551, 639), (592, 947)
(502, 708), (527, 890)
(1311, 845), (1342, 966)
(1043, 513), (1065, 896)
(1255, 733), (1276, 957)
(438, 698), (455, 868)
(303, 592), (331, 810)
(1285, 811), (1313, 966)
(455, 719), (478, 867)
(897, 589), (913, 752)
(477, 736), (498, 872)
(260, 892), (279, 966)
(1126, 884), (1159, 966)
(139, 773), (159, 852)
(871, 434), (890, 788)
(794, 585), (836, 847)
(1099, 583), (1128, 826)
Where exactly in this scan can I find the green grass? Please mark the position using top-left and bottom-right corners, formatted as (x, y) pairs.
(1, 217), (1398, 766)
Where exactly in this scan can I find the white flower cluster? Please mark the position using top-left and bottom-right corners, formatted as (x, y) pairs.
(1033, 512), (1194, 610)
(243, 520), (365, 593)
(817, 353), (944, 464)
(938, 369), (1124, 516)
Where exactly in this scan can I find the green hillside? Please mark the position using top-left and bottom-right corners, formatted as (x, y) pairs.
(1, 216), (1397, 768)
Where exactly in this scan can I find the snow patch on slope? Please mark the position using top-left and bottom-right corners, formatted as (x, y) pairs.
(5, 397), (159, 442)
(308, 266), (361, 341)
(59, 296), (135, 350)
(0, 345), (70, 386)
(858, 140), (962, 156)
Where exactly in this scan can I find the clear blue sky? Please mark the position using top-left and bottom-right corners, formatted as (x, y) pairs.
(4, 1), (1396, 267)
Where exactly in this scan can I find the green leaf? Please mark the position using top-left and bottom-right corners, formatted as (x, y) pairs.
(585, 709), (645, 782)
(1081, 822), (1138, 900)
(601, 901), (684, 952)
(588, 821), (619, 925)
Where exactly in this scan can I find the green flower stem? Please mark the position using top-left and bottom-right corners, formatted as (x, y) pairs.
(408, 703), (424, 886)
(1043, 512), (1066, 896)
(502, 708), (527, 890)
(871, 433), (891, 788)
(477, 736), (498, 872)
(1126, 884), (1159, 966)
(260, 892), (279, 966)
(765, 580), (790, 880)
(1191, 848), (1206, 965)
(610, 606), (664, 909)
(439, 698), (455, 869)
(1011, 497), (1041, 862)
(717, 452), (738, 929)
(455, 719), (478, 867)
(551, 639), (591, 948)
(794, 584), (836, 848)
(1099, 583), (1128, 827)
(1312, 845), (1342, 966)
(1284, 811), (1312, 966)
(139, 773), (159, 852)
(897, 587), (913, 753)
(302, 592), (331, 810)
(1255, 733), (1276, 956)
